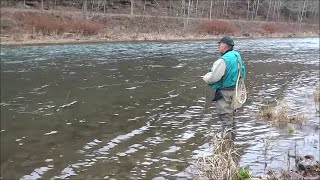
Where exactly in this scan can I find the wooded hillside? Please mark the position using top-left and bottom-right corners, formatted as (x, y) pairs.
(1, 0), (318, 44)
(2, 0), (319, 25)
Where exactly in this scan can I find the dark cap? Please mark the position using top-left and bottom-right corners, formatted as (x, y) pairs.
(219, 36), (234, 46)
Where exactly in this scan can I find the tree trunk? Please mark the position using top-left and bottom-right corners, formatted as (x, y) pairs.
(299, 0), (307, 27)
(313, 1), (319, 20)
(246, 0), (250, 20)
(309, 1), (315, 22)
(190, 0), (193, 18)
(255, 0), (260, 20)
(272, 0), (276, 21)
(97, 0), (100, 11)
(277, 0), (282, 22)
(201, 0), (205, 18)
(302, 0), (308, 21)
(169, 0), (172, 16)
(209, 0), (213, 20)
(183, 0), (186, 18)
(222, 0), (226, 15)
(130, 0), (134, 15)
(195, 0), (198, 17)
(266, 0), (271, 21)
(251, 0), (255, 20)
(54, 0), (57, 10)
(143, 0), (146, 16)
(225, 0), (229, 16)
(288, 0), (293, 21)
(181, 0), (185, 18)
(41, 0), (44, 13)
(83, 0), (88, 19)
(186, 0), (191, 27)
(216, 0), (220, 18)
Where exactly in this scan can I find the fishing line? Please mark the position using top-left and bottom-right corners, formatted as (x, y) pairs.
(78, 77), (210, 110)
(78, 77), (204, 89)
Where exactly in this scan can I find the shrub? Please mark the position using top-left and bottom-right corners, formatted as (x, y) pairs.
(261, 22), (287, 34)
(234, 167), (251, 180)
(200, 20), (235, 35)
(24, 13), (67, 35)
(1, 17), (18, 31)
(70, 18), (103, 36)
(24, 13), (103, 36)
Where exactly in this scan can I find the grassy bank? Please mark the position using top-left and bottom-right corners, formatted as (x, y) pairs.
(196, 88), (320, 180)
(197, 130), (320, 180)
(1, 8), (318, 45)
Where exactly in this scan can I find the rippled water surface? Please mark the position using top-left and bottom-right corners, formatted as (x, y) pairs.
(1, 38), (319, 179)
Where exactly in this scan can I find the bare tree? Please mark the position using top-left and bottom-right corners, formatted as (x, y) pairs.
(216, 0), (220, 18)
(83, 0), (88, 18)
(41, 0), (44, 13)
(255, 0), (260, 20)
(168, 0), (172, 16)
(97, 0), (101, 12)
(130, 0), (134, 15)
(298, 0), (307, 27)
(190, 0), (193, 18)
(225, 0), (229, 16)
(200, 0), (205, 18)
(251, 0), (255, 20)
(54, 0), (57, 10)
(143, 0), (146, 16)
(276, 0), (282, 22)
(313, 0), (319, 21)
(186, 0), (191, 26)
(181, 0), (185, 18)
(246, 0), (250, 20)
(272, 0), (277, 21)
(288, 0), (293, 22)
(209, 0), (213, 20)
(195, 0), (199, 17)
(222, 0), (226, 15)
(266, 0), (272, 21)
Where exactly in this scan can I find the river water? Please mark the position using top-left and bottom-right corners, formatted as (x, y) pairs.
(1, 38), (319, 179)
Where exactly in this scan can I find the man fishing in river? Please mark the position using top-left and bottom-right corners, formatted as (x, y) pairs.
(202, 36), (246, 139)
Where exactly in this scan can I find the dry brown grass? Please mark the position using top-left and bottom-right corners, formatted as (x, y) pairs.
(261, 22), (288, 34)
(196, 129), (241, 180)
(260, 22), (317, 34)
(257, 101), (304, 124)
(24, 13), (66, 35)
(200, 20), (236, 35)
(260, 22), (304, 34)
(69, 17), (104, 35)
(24, 13), (103, 36)
(0, 17), (18, 32)
(1, 8), (318, 44)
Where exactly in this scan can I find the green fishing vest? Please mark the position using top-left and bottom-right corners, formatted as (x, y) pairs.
(210, 50), (246, 90)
